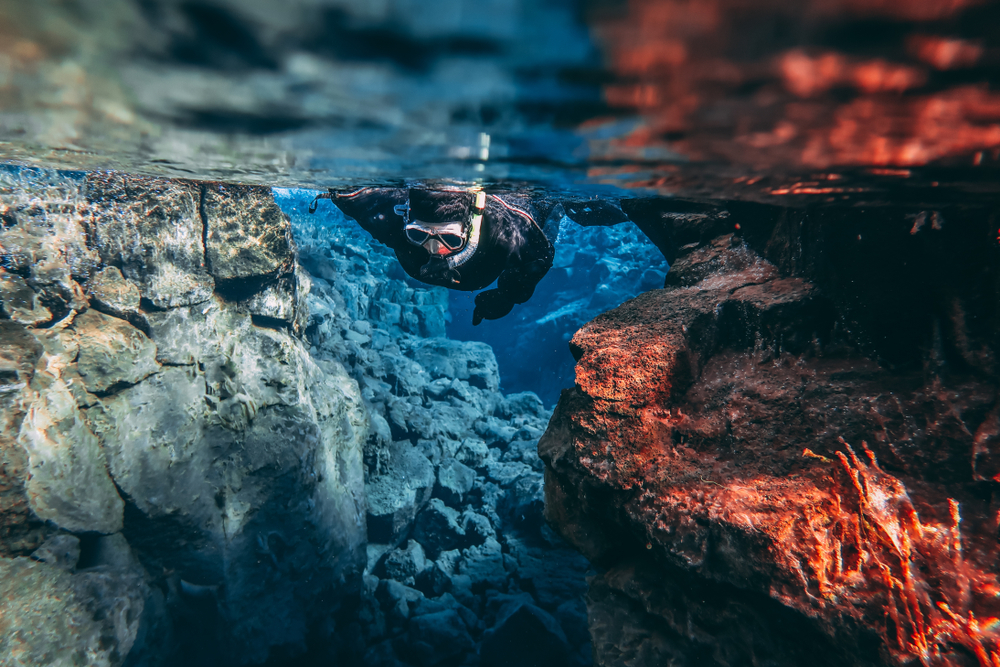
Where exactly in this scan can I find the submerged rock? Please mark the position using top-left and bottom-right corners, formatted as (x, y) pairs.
(542, 210), (1000, 667)
(287, 192), (593, 667)
(367, 440), (436, 545)
(73, 308), (160, 394)
(88, 173), (214, 309)
(0, 557), (147, 667)
(87, 266), (141, 318)
(0, 171), (365, 665)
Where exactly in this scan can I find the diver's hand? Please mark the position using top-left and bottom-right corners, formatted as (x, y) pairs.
(472, 290), (514, 325)
(419, 258), (460, 285)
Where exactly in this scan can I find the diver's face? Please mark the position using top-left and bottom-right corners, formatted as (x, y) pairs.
(404, 221), (467, 256)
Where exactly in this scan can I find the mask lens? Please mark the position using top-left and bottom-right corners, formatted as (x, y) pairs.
(439, 234), (465, 250)
(405, 228), (430, 244)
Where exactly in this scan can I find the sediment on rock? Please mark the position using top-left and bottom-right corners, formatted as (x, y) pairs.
(541, 211), (1000, 667)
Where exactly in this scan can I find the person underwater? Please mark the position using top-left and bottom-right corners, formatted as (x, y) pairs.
(310, 187), (629, 325)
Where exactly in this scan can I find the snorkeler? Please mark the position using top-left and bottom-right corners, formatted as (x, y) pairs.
(311, 187), (628, 324)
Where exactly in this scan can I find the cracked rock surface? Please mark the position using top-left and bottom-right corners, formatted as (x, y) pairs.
(0, 170), (364, 666)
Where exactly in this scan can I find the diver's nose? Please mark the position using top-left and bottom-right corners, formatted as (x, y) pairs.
(425, 239), (449, 255)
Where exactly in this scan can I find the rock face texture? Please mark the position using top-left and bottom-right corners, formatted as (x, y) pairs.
(0, 170), (365, 665)
(541, 208), (1000, 666)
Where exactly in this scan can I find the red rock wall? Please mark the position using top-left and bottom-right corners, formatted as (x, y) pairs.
(541, 209), (1000, 666)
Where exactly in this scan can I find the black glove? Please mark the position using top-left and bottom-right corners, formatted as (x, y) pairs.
(473, 289), (514, 325)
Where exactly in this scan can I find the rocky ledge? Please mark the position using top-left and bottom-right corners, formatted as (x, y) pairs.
(541, 205), (1000, 666)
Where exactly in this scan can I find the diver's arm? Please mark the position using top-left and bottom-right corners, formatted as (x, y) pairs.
(327, 187), (409, 247)
(561, 199), (630, 227)
(473, 245), (554, 325)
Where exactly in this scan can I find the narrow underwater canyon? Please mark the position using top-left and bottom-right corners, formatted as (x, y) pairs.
(0, 168), (998, 667)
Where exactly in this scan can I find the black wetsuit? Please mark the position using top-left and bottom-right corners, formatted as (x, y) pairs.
(328, 188), (628, 324)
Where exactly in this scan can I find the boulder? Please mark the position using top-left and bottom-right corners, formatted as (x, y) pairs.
(72, 309), (160, 394)
(406, 338), (500, 392)
(202, 183), (293, 280)
(414, 562), (454, 598)
(542, 218), (1000, 666)
(0, 320), (48, 555)
(497, 392), (547, 420)
(30, 533), (81, 571)
(436, 458), (475, 506)
(377, 579), (424, 624)
(0, 557), (147, 667)
(455, 437), (490, 467)
(0, 271), (51, 326)
(404, 609), (475, 666)
(412, 498), (469, 559)
(0, 173), (97, 318)
(457, 537), (507, 592)
(499, 472), (545, 530)
(482, 459), (531, 487)
(87, 173), (214, 309)
(17, 324), (125, 534)
(367, 441), (436, 545)
(383, 539), (429, 585)
(87, 266), (141, 319)
(0, 175), (377, 667)
(503, 535), (589, 611)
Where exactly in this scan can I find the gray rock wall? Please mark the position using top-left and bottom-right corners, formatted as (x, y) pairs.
(0, 169), (366, 665)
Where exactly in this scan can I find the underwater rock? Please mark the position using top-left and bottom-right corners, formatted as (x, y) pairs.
(73, 308), (160, 394)
(0, 320), (49, 555)
(0, 557), (147, 667)
(403, 608), (476, 666)
(87, 172), (214, 309)
(0, 270), (52, 326)
(412, 497), (472, 560)
(481, 601), (573, 667)
(407, 337), (500, 392)
(542, 221), (1000, 666)
(0, 174), (97, 322)
(436, 457), (476, 506)
(86, 296), (367, 663)
(17, 323), (125, 535)
(30, 533), (81, 571)
(383, 539), (429, 585)
(0, 172), (367, 666)
(367, 440), (436, 545)
(287, 196), (594, 666)
(87, 266), (142, 318)
(202, 183), (293, 280)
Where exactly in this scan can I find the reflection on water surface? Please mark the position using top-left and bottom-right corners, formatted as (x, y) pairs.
(0, 0), (997, 202)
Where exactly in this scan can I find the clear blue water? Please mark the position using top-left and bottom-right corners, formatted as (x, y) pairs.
(272, 187), (668, 406)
